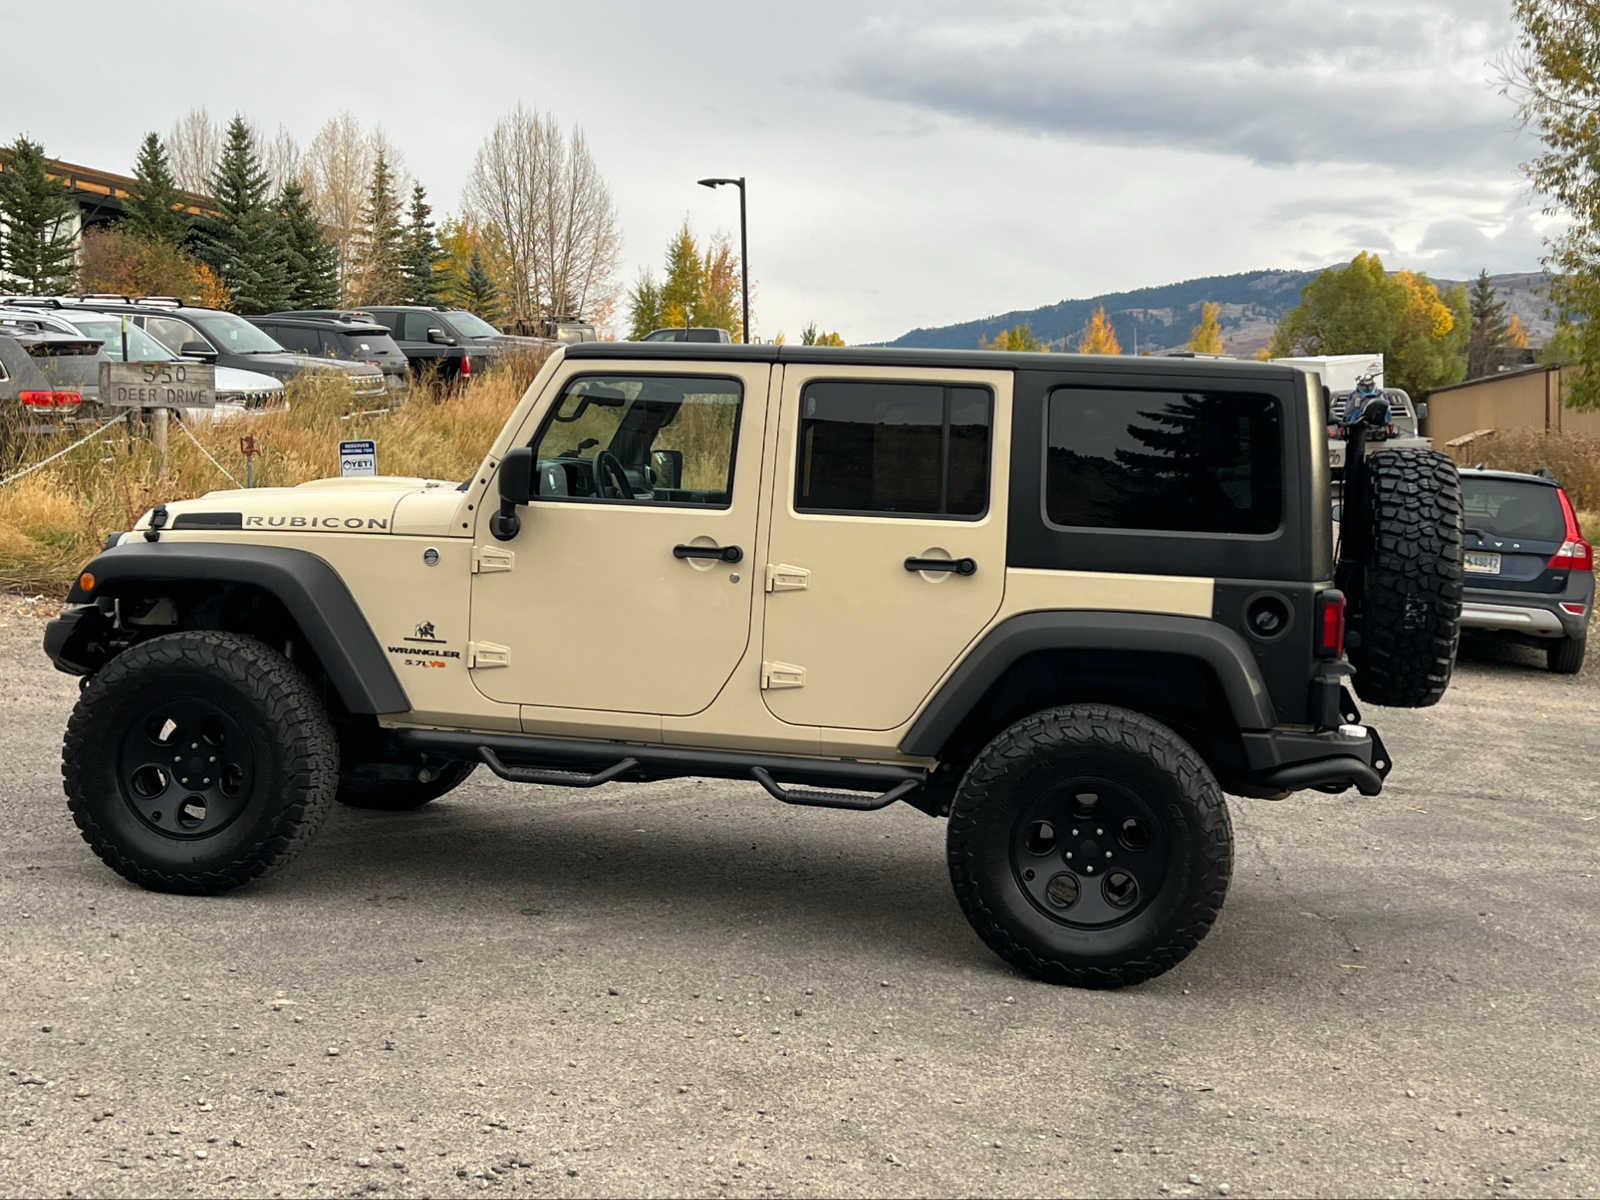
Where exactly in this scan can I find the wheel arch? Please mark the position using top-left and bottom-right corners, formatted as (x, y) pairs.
(899, 611), (1277, 764)
(63, 541), (409, 716)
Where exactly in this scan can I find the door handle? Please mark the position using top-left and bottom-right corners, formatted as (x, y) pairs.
(674, 543), (743, 563)
(904, 556), (977, 576)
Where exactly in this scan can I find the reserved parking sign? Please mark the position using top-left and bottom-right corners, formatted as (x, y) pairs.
(339, 439), (377, 478)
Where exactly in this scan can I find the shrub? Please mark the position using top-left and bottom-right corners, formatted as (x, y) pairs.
(77, 226), (231, 307)
(1449, 429), (1600, 511)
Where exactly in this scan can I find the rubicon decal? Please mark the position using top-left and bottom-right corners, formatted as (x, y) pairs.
(243, 516), (390, 530)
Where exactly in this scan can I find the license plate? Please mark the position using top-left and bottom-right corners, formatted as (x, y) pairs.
(1464, 551), (1502, 574)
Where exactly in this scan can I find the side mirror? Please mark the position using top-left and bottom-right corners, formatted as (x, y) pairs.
(426, 328), (455, 346)
(650, 448), (684, 489)
(490, 447), (534, 541)
(180, 340), (217, 361)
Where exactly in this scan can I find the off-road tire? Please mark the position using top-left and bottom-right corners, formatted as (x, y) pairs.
(62, 631), (339, 894)
(946, 704), (1233, 989)
(1346, 448), (1464, 708)
(1549, 635), (1587, 675)
(337, 761), (476, 810)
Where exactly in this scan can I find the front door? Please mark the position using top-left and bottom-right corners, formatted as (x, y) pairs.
(469, 362), (771, 716)
(761, 366), (1011, 731)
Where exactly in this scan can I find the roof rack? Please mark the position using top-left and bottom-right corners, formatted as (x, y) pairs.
(77, 293), (136, 304)
(0, 295), (65, 308)
(135, 295), (184, 307)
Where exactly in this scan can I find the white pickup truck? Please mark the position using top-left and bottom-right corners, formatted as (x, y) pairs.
(1271, 353), (1431, 474)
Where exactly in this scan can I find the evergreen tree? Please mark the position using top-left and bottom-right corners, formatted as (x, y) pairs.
(0, 136), (78, 293)
(401, 182), (441, 304)
(125, 132), (189, 246)
(460, 247), (501, 322)
(979, 323), (1041, 351)
(626, 269), (662, 338)
(658, 222), (704, 327)
(351, 148), (405, 304)
(1467, 269), (1511, 378)
(277, 178), (339, 309)
(196, 116), (289, 313)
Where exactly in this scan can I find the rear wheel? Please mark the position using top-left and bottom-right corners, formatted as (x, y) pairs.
(1549, 634), (1587, 675)
(63, 631), (338, 894)
(946, 704), (1232, 989)
(1343, 448), (1464, 708)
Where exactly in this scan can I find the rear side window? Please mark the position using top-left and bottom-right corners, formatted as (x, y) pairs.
(1046, 387), (1282, 534)
(1462, 478), (1564, 540)
(795, 380), (992, 517)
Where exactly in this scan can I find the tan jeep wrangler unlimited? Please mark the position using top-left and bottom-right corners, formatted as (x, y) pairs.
(45, 343), (1464, 987)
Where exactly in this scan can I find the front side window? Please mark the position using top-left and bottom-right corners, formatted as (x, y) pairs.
(403, 312), (444, 342)
(528, 374), (742, 507)
(1046, 387), (1282, 534)
(795, 380), (992, 517)
(140, 315), (204, 355)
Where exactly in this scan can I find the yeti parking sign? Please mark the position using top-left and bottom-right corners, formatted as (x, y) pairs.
(338, 439), (377, 478)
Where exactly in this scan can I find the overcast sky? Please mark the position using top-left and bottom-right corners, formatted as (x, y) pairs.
(5, 0), (1546, 343)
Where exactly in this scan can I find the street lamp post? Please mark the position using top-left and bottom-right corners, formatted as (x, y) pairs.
(697, 176), (748, 343)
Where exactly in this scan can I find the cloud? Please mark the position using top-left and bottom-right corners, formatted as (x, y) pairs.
(833, 0), (1522, 171)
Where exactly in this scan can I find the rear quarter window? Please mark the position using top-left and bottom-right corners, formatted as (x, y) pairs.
(1045, 386), (1283, 535)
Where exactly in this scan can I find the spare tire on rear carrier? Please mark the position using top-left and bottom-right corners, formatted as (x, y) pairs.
(1337, 446), (1464, 708)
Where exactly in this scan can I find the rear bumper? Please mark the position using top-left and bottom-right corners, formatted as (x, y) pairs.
(1462, 582), (1591, 640)
(1237, 689), (1390, 797)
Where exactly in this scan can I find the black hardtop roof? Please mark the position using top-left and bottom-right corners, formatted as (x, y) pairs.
(65, 298), (225, 318)
(564, 341), (1308, 380)
(1458, 467), (1562, 487)
(256, 311), (389, 333)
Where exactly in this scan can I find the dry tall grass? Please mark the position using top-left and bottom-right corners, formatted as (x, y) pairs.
(0, 360), (541, 593)
(1448, 429), (1600, 511)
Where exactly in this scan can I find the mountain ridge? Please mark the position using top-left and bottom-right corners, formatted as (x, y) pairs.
(881, 268), (1554, 355)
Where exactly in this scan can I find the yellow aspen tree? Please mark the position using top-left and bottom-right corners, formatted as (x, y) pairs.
(1078, 306), (1122, 354)
(1507, 313), (1530, 348)
(1186, 301), (1225, 353)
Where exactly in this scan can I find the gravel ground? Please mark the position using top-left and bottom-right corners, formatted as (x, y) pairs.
(1, 596), (1596, 1199)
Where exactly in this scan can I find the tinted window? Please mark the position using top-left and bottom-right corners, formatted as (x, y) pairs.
(402, 312), (444, 342)
(336, 330), (402, 359)
(191, 311), (283, 353)
(266, 325), (321, 354)
(1462, 478), (1565, 541)
(795, 381), (992, 517)
(442, 310), (500, 338)
(1046, 387), (1282, 534)
(140, 315), (204, 355)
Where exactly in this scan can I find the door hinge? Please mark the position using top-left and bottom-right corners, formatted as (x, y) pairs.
(761, 660), (806, 690)
(467, 641), (511, 669)
(765, 562), (810, 593)
(473, 546), (515, 574)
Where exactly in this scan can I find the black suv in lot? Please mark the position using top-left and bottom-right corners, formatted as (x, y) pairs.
(250, 311), (410, 396)
(67, 299), (386, 399)
(343, 306), (544, 384)
(1458, 468), (1593, 673)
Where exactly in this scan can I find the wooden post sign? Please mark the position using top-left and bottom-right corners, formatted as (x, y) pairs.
(99, 361), (217, 409)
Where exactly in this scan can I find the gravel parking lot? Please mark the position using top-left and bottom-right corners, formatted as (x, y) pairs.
(2, 596), (1596, 1199)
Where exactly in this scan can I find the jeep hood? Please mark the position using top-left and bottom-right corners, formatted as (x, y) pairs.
(135, 475), (464, 534)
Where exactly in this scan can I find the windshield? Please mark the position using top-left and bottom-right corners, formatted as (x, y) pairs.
(192, 311), (285, 354)
(1462, 478), (1565, 541)
(443, 310), (501, 339)
(68, 316), (177, 362)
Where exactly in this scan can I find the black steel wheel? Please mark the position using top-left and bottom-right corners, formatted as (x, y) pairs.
(948, 704), (1232, 988)
(63, 631), (338, 894)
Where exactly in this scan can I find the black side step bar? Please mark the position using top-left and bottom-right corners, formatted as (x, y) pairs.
(750, 767), (920, 811)
(477, 747), (639, 788)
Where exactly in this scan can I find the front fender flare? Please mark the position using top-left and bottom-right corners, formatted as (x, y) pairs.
(898, 611), (1278, 757)
(66, 541), (409, 715)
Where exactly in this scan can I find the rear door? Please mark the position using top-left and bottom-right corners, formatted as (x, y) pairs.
(760, 365), (1011, 731)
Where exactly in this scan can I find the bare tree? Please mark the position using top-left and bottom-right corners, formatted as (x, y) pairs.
(166, 108), (221, 193)
(465, 104), (620, 325)
(255, 123), (304, 192)
(304, 112), (373, 301)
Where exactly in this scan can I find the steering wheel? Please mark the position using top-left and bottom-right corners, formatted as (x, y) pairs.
(592, 450), (634, 500)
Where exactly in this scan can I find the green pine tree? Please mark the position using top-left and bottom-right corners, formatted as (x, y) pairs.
(351, 148), (405, 305)
(0, 135), (78, 294)
(196, 116), (289, 313)
(626, 270), (662, 338)
(401, 182), (441, 305)
(460, 247), (501, 322)
(1466, 269), (1511, 379)
(125, 132), (189, 246)
(658, 222), (704, 326)
(277, 178), (339, 309)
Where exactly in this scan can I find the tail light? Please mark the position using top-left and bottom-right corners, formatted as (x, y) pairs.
(19, 389), (82, 407)
(1316, 589), (1347, 658)
(460, 354), (472, 378)
(1549, 489), (1594, 572)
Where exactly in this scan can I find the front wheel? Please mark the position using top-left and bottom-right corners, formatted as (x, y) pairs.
(63, 631), (339, 894)
(946, 704), (1232, 989)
